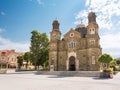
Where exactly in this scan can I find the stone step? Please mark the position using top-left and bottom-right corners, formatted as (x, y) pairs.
(36, 71), (100, 77)
(0, 69), (7, 74)
(7, 69), (16, 73)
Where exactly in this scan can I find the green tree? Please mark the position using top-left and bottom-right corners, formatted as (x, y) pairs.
(17, 56), (23, 70)
(110, 60), (117, 66)
(98, 53), (113, 68)
(116, 58), (120, 65)
(23, 52), (31, 69)
(30, 30), (49, 70)
(38, 33), (49, 69)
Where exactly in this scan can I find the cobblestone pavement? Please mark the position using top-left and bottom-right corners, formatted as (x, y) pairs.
(0, 71), (120, 90)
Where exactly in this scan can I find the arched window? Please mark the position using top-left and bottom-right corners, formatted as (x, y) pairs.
(89, 39), (95, 46)
(52, 34), (56, 39)
(69, 41), (76, 48)
(89, 28), (95, 34)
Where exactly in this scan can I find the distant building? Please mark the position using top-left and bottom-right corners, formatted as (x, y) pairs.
(49, 11), (102, 71)
(0, 49), (24, 68)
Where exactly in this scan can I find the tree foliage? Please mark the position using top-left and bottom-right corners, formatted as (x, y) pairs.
(98, 54), (113, 63)
(30, 30), (49, 70)
(109, 60), (117, 66)
(17, 56), (23, 69)
(116, 58), (120, 65)
(98, 53), (113, 68)
(23, 52), (31, 69)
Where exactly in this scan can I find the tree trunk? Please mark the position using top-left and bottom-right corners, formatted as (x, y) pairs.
(35, 65), (37, 70)
(26, 63), (28, 70)
(38, 65), (39, 70)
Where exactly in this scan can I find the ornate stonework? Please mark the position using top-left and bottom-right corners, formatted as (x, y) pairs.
(49, 11), (102, 71)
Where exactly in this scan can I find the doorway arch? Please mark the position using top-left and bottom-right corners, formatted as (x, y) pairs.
(69, 56), (76, 71)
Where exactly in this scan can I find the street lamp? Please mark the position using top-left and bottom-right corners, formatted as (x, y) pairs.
(50, 57), (54, 71)
(6, 56), (9, 70)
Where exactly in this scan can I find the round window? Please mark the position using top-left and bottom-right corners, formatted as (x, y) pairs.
(70, 33), (74, 37)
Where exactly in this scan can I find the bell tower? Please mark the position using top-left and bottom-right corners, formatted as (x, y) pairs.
(52, 19), (59, 30)
(87, 11), (100, 48)
(87, 10), (99, 34)
(50, 20), (61, 41)
(86, 11), (102, 71)
(88, 10), (97, 23)
(49, 19), (61, 71)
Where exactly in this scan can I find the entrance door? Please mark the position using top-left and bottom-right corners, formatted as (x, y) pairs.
(69, 56), (76, 71)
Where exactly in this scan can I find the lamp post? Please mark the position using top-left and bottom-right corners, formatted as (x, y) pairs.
(6, 61), (8, 70)
(50, 57), (54, 71)
(6, 56), (9, 70)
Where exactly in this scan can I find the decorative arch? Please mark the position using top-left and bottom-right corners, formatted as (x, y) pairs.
(66, 52), (79, 71)
(69, 56), (76, 71)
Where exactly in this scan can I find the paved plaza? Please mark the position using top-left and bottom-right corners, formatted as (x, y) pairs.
(0, 70), (120, 90)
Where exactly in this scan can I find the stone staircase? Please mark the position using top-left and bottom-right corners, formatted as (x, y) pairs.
(6, 69), (16, 73)
(35, 71), (100, 77)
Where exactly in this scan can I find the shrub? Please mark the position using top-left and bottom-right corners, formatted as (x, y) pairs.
(103, 68), (113, 72)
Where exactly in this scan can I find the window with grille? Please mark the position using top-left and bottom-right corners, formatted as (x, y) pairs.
(69, 41), (76, 48)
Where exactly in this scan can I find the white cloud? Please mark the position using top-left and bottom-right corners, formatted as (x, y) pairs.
(100, 32), (120, 58)
(36, 0), (43, 5)
(29, 0), (44, 5)
(103, 48), (120, 58)
(0, 36), (30, 52)
(85, 0), (90, 6)
(101, 32), (120, 49)
(75, 0), (120, 30)
(75, 0), (120, 58)
(0, 11), (6, 16)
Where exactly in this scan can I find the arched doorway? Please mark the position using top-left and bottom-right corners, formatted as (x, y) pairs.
(69, 56), (76, 71)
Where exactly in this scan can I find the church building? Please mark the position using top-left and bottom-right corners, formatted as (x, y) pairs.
(49, 11), (102, 71)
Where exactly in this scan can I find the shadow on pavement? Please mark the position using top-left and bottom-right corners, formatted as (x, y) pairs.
(47, 75), (66, 78)
(92, 77), (111, 80)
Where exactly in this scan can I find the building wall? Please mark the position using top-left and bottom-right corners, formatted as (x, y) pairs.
(0, 50), (24, 68)
(49, 11), (102, 71)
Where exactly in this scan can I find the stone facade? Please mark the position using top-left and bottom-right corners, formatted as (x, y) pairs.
(49, 11), (102, 71)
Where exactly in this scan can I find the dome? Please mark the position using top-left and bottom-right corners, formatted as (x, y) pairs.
(76, 23), (85, 28)
(76, 20), (85, 28)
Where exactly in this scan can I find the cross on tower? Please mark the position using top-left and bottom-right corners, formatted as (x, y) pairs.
(90, 8), (93, 12)
(55, 17), (57, 20)
(80, 18), (83, 24)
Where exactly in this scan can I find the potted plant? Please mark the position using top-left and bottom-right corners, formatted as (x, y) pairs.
(98, 53), (114, 78)
(102, 67), (113, 78)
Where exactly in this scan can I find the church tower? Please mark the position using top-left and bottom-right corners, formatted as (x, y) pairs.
(50, 20), (61, 41)
(87, 11), (100, 49)
(49, 20), (61, 71)
(86, 11), (102, 70)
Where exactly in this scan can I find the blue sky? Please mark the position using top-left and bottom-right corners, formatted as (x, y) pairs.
(0, 0), (120, 58)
